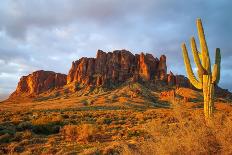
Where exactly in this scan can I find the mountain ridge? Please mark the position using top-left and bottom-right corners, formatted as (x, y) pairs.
(8, 49), (231, 100)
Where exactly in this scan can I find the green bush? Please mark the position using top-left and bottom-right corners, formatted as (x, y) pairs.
(61, 114), (69, 119)
(127, 130), (141, 137)
(81, 99), (93, 106)
(32, 124), (60, 135)
(0, 129), (15, 135)
(16, 121), (33, 131)
(0, 133), (11, 143)
(103, 118), (112, 125)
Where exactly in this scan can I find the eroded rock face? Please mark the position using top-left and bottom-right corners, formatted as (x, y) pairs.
(175, 75), (191, 88)
(215, 86), (232, 100)
(10, 70), (67, 97)
(158, 55), (167, 80)
(167, 71), (176, 86)
(167, 73), (191, 88)
(67, 50), (166, 86)
(9, 49), (231, 100)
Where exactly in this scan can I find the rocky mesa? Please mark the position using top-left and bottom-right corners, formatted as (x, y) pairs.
(10, 50), (191, 98)
(10, 70), (67, 98)
(67, 49), (168, 86)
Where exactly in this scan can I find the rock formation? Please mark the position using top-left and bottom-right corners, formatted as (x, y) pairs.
(67, 50), (167, 86)
(8, 49), (231, 100)
(10, 70), (67, 97)
(167, 71), (176, 86)
(175, 75), (191, 88)
(157, 55), (167, 80)
(167, 72), (191, 88)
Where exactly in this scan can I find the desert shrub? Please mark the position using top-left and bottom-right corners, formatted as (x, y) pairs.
(11, 117), (21, 125)
(16, 121), (33, 131)
(0, 128), (15, 135)
(0, 133), (11, 143)
(34, 96), (52, 102)
(12, 145), (25, 154)
(31, 115), (62, 126)
(22, 130), (32, 139)
(102, 146), (121, 155)
(108, 95), (118, 102)
(81, 99), (88, 106)
(61, 124), (97, 143)
(114, 120), (126, 125)
(61, 114), (69, 119)
(11, 130), (32, 142)
(31, 115), (62, 135)
(103, 118), (112, 125)
(12, 132), (23, 141)
(61, 125), (78, 141)
(54, 91), (60, 97)
(84, 116), (96, 124)
(96, 117), (104, 124)
(81, 99), (93, 106)
(127, 129), (142, 138)
(32, 124), (60, 135)
(135, 113), (144, 121)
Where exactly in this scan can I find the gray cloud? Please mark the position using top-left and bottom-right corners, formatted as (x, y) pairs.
(0, 0), (232, 98)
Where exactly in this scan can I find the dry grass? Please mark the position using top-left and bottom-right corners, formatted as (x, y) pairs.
(61, 124), (97, 143)
(122, 100), (232, 155)
(31, 115), (62, 126)
(0, 85), (232, 154)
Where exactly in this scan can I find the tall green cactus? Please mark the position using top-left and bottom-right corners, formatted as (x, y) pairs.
(182, 19), (221, 118)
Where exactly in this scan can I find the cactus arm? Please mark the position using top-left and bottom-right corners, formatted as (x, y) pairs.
(212, 64), (218, 84)
(191, 37), (205, 82)
(182, 43), (203, 89)
(212, 48), (221, 84)
(197, 18), (211, 72)
(197, 69), (203, 82)
(198, 52), (202, 61)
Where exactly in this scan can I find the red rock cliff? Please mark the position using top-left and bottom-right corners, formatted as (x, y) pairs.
(10, 70), (67, 97)
(67, 50), (167, 86)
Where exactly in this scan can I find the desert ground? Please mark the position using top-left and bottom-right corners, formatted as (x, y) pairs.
(0, 83), (232, 154)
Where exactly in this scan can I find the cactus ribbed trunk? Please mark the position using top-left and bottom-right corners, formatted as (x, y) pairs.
(203, 75), (214, 118)
(181, 19), (221, 118)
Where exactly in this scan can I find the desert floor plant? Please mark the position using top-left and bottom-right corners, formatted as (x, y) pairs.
(182, 18), (221, 118)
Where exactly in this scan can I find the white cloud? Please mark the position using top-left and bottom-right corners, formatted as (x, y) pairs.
(0, 0), (231, 96)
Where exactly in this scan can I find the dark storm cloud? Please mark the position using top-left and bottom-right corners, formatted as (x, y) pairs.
(0, 0), (232, 100)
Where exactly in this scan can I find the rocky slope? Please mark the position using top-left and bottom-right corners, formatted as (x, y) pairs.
(67, 49), (168, 86)
(9, 50), (192, 98)
(15, 49), (232, 100)
(10, 70), (67, 98)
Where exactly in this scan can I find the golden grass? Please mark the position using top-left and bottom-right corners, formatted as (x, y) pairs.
(61, 124), (97, 143)
(31, 115), (62, 126)
(0, 85), (232, 154)
(122, 101), (232, 155)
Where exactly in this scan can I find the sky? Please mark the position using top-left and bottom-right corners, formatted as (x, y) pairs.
(0, 0), (232, 101)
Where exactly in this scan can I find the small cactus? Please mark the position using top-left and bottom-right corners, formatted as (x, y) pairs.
(182, 19), (221, 118)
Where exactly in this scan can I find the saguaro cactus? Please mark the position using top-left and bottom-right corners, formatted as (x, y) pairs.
(181, 19), (221, 118)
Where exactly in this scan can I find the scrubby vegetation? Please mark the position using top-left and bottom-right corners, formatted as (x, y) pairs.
(1, 103), (232, 154)
(0, 84), (232, 154)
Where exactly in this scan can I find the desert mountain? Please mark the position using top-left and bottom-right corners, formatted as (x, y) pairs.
(10, 70), (67, 98)
(67, 49), (168, 86)
(8, 50), (231, 100)
(2, 50), (232, 155)
(9, 50), (188, 98)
